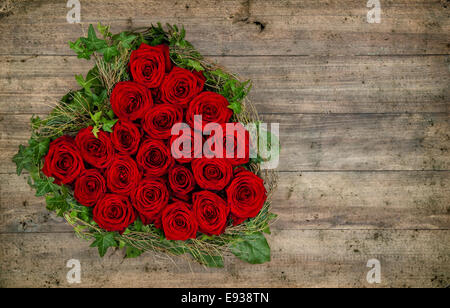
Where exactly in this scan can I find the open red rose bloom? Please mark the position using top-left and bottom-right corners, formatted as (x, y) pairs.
(42, 43), (267, 240)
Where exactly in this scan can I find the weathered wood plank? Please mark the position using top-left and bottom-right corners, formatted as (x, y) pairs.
(0, 230), (448, 287)
(1, 55), (449, 114)
(0, 0), (448, 56)
(1, 113), (449, 172)
(1, 171), (449, 233)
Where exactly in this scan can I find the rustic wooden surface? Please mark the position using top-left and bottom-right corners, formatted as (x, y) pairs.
(0, 0), (449, 288)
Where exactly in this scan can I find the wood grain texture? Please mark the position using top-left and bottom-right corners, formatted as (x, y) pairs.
(1, 113), (449, 172)
(0, 0), (449, 56)
(1, 172), (449, 233)
(0, 0), (449, 288)
(1, 55), (449, 114)
(0, 231), (448, 288)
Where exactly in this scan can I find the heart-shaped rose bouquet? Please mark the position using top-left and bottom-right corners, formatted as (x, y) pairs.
(13, 24), (277, 267)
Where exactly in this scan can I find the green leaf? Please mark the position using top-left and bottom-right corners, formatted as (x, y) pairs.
(210, 69), (228, 79)
(133, 219), (144, 232)
(100, 118), (118, 133)
(69, 38), (93, 60)
(13, 145), (33, 175)
(99, 45), (119, 62)
(46, 193), (70, 216)
(91, 126), (100, 138)
(97, 22), (111, 38)
(106, 110), (116, 120)
(85, 67), (102, 89)
(119, 240), (126, 249)
(13, 137), (51, 176)
(75, 74), (94, 95)
(199, 234), (216, 241)
(90, 232), (118, 257)
(267, 213), (278, 221)
(262, 226), (271, 235)
(230, 232), (271, 264)
(159, 238), (187, 256)
(114, 32), (137, 49)
(34, 177), (60, 197)
(28, 138), (50, 161)
(81, 24), (108, 51)
(125, 246), (144, 258)
(228, 101), (242, 114)
(186, 59), (204, 72)
(92, 89), (108, 107)
(90, 111), (102, 125)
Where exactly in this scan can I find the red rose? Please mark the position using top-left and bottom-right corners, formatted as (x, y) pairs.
(162, 200), (198, 241)
(226, 168), (267, 225)
(136, 139), (174, 177)
(143, 104), (183, 139)
(75, 126), (114, 169)
(204, 122), (250, 166)
(132, 178), (169, 227)
(191, 158), (233, 191)
(161, 67), (205, 108)
(110, 81), (153, 121)
(193, 191), (229, 236)
(170, 127), (204, 164)
(168, 165), (197, 201)
(111, 120), (142, 155)
(106, 155), (140, 196)
(42, 136), (84, 185)
(129, 44), (172, 88)
(151, 87), (164, 105)
(93, 194), (136, 233)
(186, 92), (233, 129)
(74, 169), (106, 207)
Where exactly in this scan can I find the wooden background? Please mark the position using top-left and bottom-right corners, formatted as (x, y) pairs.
(0, 0), (449, 288)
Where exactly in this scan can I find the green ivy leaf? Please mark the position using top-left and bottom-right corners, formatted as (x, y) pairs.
(81, 24), (108, 51)
(85, 67), (102, 89)
(133, 219), (144, 232)
(97, 22), (111, 38)
(186, 59), (204, 72)
(100, 118), (118, 133)
(106, 110), (116, 120)
(13, 145), (33, 176)
(228, 101), (242, 114)
(46, 193), (70, 217)
(90, 111), (102, 125)
(99, 45), (119, 62)
(267, 213), (278, 221)
(125, 246), (144, 259)
(13, 137), (51, 176)
(29, 138), (50, 161)
(90, 232), (118, 257)
(69, 38), (93, 60)
(114, 32), (138, 49)
(91, 89), (108, 107)
(262, 226), (271, 235)
(34, 177), (60, 197)
(230, 232), (271, 264)
(210, 69), (228, 79)
(75, 74), (94, 95)
(91, 126), (100, 138)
